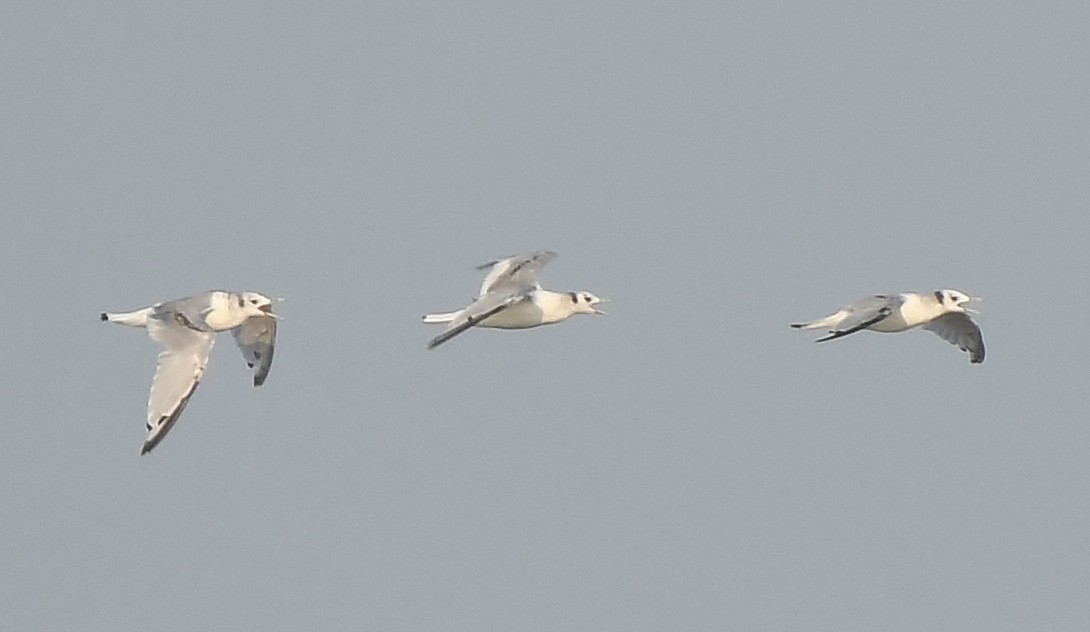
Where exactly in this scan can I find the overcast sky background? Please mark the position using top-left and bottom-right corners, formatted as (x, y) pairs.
(2, 2), (1089, 630)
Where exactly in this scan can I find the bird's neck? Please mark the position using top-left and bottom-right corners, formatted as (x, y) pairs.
(902, 293), (946, 325)
(534, 290), (578, 323)
(203, 292), (249, 331)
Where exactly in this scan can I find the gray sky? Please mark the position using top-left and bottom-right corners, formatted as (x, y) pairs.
(3, 2), (1089, 630)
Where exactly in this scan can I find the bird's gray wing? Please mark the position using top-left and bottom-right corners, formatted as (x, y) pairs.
(427, 289), (529, 349)
(477, 251), (557, 296)
(231, 314), (277, 386)
(923, 312), (985, 364)
(153, 292), (217, 331)
(815, 295), (901, 342)
(142, 314), (216, 454)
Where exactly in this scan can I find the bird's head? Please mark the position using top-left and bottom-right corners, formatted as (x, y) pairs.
(934, 289), (979, 315)
(237, 292), (280, 318)
(570, 291), (608, 315)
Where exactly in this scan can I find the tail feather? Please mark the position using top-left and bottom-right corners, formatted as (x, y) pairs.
(790, 311), (842, 331)
(101, 307), (153, 327)
(422, 311), (459, 324)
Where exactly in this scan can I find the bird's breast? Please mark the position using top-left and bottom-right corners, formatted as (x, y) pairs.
(878, 295), (942, 331)
(201, 294), (250, 331)
(478, 299), (547, 329)
(202, 308), (249, 331)
(868, 313), (912, 332)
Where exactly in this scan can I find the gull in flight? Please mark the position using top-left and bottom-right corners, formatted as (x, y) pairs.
(791, 289), (985, 363)
(423, 250), (605, 349)
(101, 291), (280, 454)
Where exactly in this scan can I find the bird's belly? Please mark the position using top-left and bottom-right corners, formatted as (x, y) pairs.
(479, 301), (546, 329)
(203, 309), (248, 332)
(868, 313), (914, 333)
(870, 297), (940, 332)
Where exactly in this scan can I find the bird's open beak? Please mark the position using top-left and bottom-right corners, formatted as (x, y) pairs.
(965, 296), (982, 315)
(593, 298), (610, 315)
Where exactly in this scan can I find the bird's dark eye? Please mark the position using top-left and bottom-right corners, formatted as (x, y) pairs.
(249, 299), (257, 304)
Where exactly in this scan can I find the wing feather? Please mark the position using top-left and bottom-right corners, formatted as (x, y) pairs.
(152, 292), (217, 331)
(232, 314), (277, 386)
(142, 316), (215, 454)
(477, 251), (557, 296)
(923, 313), (985, 363)
(427, 292), (527, 349)
(815, 295), (899, 342)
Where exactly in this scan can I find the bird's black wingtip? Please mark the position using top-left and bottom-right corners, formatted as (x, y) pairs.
(100, 312), (108, 321)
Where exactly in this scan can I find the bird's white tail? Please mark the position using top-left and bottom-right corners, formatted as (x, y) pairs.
(422, 310), (460, 324)
(100, 307), (154, 327)
(789, 312), (839, 331)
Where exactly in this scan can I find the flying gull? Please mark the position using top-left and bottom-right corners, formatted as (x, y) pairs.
(423, 251), (605, 349)
(101, 290), (280, 453)
(791, 289), (984, 363)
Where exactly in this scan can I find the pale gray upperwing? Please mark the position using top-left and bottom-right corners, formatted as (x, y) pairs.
(151, 292), (219, 331)
(427, 290), (528, 349)
(815, 294), (902, 342)
(476, 251), (557, 296)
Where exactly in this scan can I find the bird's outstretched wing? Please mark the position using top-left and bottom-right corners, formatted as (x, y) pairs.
(142, 314), (216, 454)
(232, 314), (277, 386)
(923, 312), (985, 363)
(152, 292), (217, 331)
(427, 291), (528, 349)
(813, 295), (901, 342)
(476, 251), (557, 296)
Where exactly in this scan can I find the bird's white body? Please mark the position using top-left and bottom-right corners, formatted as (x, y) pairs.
(424, 290), (589, 330)
(101, 290), (280, 454)
(801, 292), (947, 334)
(792, 289), (985, 364)
(102, 291), (259, 332)
(423, 251), (605, 348)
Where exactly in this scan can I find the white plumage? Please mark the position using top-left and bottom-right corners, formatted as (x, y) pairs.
(101, 290), (280, 454)
(791, 289), (985, 364)
(423, 251), (606, 349)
